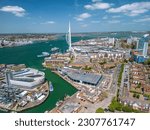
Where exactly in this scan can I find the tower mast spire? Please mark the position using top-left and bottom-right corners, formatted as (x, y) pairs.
(68, 21), (72, 51)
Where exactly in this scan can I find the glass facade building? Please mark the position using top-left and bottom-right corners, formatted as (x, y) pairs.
(133, 34), (149, 63)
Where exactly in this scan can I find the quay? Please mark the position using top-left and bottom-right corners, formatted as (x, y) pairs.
(48, 70), (108, 113)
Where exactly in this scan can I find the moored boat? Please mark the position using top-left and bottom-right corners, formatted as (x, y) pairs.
(49, 81), (54, 92)
(37, 52), (49, 58)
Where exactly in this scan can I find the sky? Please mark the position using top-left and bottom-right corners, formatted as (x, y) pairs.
(0, 0), (150, 33)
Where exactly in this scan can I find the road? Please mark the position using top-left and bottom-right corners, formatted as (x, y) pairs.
(109, 65), (120, 96)
(120, 64), (130, 98)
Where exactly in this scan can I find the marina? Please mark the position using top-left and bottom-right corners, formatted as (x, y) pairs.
(0, 37), (78, 113)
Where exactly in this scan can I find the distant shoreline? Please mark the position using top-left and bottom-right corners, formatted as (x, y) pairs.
(0, 34), (57, 48)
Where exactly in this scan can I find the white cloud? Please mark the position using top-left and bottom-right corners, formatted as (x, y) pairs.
(84, 2), (111, 10)
(108, 20), (120, 23)
(75, 13), (91, 21)
(107, 2), (150, 16)
(134, 17), (150, 22)
(41, 21), (55, 24)
(0, 6), (25, 17)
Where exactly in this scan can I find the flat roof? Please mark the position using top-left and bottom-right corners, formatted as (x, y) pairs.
(59, 102), (81, 113)
(69, 72), (101, 84)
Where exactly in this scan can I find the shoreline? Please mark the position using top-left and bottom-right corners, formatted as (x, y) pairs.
(52, 71), (80, 91)
(49, 70), (109, 113)
(49, 92), (78, 113)
(0, 34), (58, 48)
(0, 39), (51, 48)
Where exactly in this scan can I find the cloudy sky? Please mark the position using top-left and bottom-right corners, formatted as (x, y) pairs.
(0, 0), (150, 33)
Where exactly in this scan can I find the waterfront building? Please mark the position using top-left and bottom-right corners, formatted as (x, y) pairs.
(45, 59), (66, 64)
(6, 68), (45, 89)
(59, 67), (102, 86)
(133, 34), (149, 63)
(43, 53), (71, 69)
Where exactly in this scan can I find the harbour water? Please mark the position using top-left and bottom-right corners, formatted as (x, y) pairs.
(0, 36), (77, 113)
(0, 33), (144, 113)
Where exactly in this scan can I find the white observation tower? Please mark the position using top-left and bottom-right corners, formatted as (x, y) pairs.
(66, 21), (72, 52)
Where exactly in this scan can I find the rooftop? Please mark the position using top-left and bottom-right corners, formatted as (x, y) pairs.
(68, 72), (101, 85)
(61, 67), (102, 86)
(59, 102), (81, 113)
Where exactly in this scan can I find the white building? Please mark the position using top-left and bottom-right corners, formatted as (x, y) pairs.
(7, 68), (45, 89)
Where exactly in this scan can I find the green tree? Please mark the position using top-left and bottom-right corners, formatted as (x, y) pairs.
(108, 98), (123, 112)
(118, 64), (124, 86)
(136, 83), (141, 88)
(131, 43), (136, 49)
(84, 65), (92, 70)
(96, 108), (104, 113)
(122, 106), (133, 112)
(115, 103), (122, 111)
(136, 94), (140, 99)
(133, 93), (136, 98)
(108, 104), (115, 112)
(137, 83), (141, 88)
(144, 58), (150, 65)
